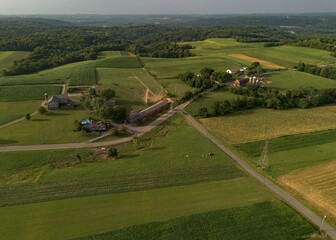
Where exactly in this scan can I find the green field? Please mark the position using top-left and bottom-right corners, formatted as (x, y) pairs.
(157, 78), (196, 97)
(0, 100), (42, 125)
(0, 115), (244, 205)
(143, 56), (243, 79)
(268, 70), (336, 89)
(236, 129), (336, 178)
(97, 51), (126, 58)
(0, 51), (30, 71)
(184, 38), (336, 68)
(186, 87), (238, 116)
(0, 107), (93, 145)
(68, 65), (97, 86)
(74, 201), (318, 240)
(0, 85), (62, 101)
(0, 179), (274, 240)
(200, 105), (336, 144)
(95, 56), (142, 68)
(97, 67), (165, 110)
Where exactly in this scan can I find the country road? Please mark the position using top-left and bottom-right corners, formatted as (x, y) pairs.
(180, 110), (336, 239)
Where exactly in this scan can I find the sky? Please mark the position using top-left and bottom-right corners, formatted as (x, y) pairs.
(0, 0), (335, 15)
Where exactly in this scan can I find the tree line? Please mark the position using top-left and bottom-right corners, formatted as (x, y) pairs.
(198, 85), (336, 117)
(296, 62), (336, 80)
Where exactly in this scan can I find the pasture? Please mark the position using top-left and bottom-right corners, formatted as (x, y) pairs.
(143, 56), (243, 79)
(184, 38), (336, 68)
(95, 56), (142, 68)
(73, 201), (318, 240)
(200, 105), (336, 144)
(157, 78), (196, 98)
(279, 161), (336, 222)
(186, 87), (238, 116)
(0, 179), (273, 240)
(0, 100), (41, 125)
(97, 68), (165, 110)
(97, 51), (126, 58)
(0, 107), (93, 145)
(0, 115), (244, 205)
(268, 70), (336, 89)
(0, 85), (62, 102)
(68, 65), (97, 86)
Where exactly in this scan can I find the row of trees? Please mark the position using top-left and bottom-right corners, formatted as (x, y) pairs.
(198, 86), (336, 117)
(296, 62), (336, 80)
(289, 37), (336, 56)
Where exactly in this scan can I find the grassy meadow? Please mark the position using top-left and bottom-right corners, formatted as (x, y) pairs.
(185, 38), (336, 68)
(0, 85), (62, 102)
(200, 105), (336, 144)
(73, 201), (318, 240)
(0, 100), (42, 125)
(0, 107), (93, 145)
(97, 67), (165, 110)
(268, 70), (336, 89)
(0, 179), (274, 240)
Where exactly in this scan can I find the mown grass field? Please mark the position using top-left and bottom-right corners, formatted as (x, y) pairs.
(97, 51), (126, 58)
(200, 105), (336, 144)
(97, 67), (165, 110)
(0, 179), (274, 240)
(268, 70), (336, 89)
(0, 51), (30, 71)
(0, 115), (244, 205)
(0, 107), (93, 145)
(0, 100), (41, 125)
(68, 65), (97, 86)
(157, 78), (196, 98)
(143, 56), (243, 79)
(279, 161), (336, 222)
(184, 38), (336, 68)
(186, 87), (238, 116)
(0, 85), (62, 101)
(73, 201), (319, 240)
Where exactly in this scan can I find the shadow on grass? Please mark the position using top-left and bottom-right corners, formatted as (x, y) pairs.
(119, 153), (140, 159)
(32, 119), (50, 122)
(0, 139), (18, 144)
(46, 112), (71, 117)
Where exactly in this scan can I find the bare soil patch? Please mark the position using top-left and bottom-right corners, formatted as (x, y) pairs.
(229, 53), (285, 69)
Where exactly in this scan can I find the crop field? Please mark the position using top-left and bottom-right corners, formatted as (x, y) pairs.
(0, 115), (245, 205)
(0, 51), (30, 71)
(97, 51), (126, 58)
(97, 68), (165, 110)
(186, 88), (238, 116)
(200, 105), (336, 144)
(73, 201), (318, 240)
(0, 107), (93, 145)
(0, 85), (62, 102)
(0, 179), (274, 240)
(143, 56), (243, 79)
(229, 53), (285, 69)
(279, 161), (336, 222)
(183, 38), (336, 68)
(95, 56), (142, 68)
(0, 100), (42, 125)
(68, 65), (97, 86)
(267, 70), (336, 89)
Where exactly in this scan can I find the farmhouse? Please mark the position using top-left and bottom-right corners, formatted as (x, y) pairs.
(46, 94), (76, 110)
(128, 99), (171, 124)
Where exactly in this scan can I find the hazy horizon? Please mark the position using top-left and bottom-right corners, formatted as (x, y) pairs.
(0, 0), (335, 15)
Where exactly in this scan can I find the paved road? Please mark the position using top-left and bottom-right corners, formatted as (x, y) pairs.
(180, 111), (336, 239)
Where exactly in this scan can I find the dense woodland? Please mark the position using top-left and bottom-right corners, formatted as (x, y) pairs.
(289, 37), (336, 56)
(0, 18), (295, 75)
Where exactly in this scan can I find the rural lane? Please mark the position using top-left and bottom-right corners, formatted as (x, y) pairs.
(180, 111), (336, 239)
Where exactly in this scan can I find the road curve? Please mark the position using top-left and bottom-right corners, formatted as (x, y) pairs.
(181, 111), (336, 239)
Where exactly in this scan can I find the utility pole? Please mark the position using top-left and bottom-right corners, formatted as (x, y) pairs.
(258, 141), (269, 170)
